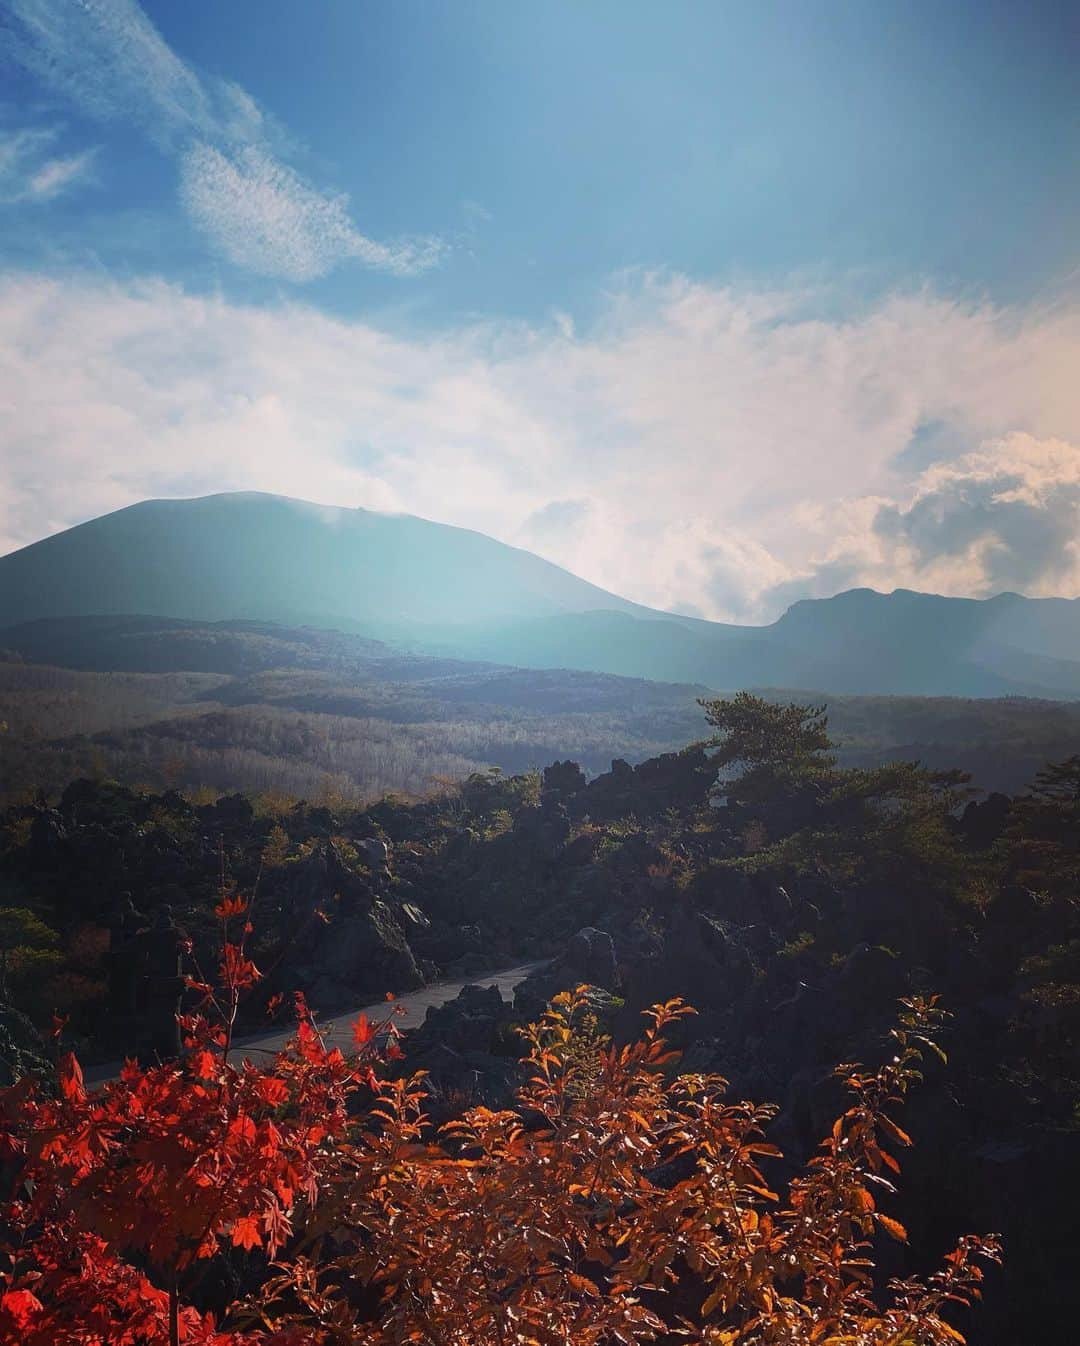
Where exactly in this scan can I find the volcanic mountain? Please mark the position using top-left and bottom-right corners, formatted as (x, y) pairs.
(2, 492), (1080, 698)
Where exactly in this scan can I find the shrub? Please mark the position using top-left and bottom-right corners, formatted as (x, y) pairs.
(0, 940), (998, 1344)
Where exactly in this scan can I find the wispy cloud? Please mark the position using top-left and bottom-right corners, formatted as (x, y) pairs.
(2, 0), (441, 280)
(179, 144), (442, 284)
(0, 126), (98, 203)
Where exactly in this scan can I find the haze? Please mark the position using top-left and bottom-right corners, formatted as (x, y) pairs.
(1, 0), (1078, 621)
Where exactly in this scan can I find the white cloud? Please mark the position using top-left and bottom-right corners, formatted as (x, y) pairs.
(0, 269), (1078, 619)
(2, 0), (440, 280)
(0, 126), (98, 203)
(867, 435), (1080, 595)
(4, 0), (209, 145)
(179, 144), (442, 283)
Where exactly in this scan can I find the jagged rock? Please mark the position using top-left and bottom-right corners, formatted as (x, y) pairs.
(835, 942), (905, 1007)
(578, 746), (715, 822)
(291, 803), (336, 837)
(0, 1003), (49, 1085)
(561, 829), (601, 866)
(410, 921), (483, 967)
(398, 901), (430, 929)
(408, 982), (513, 1054)
(296, 898), (422, 1009)
(514, 802), (571, 858)
(29, 808), (66, 850)
(616, 908), (756, 1041)
(444, 827), (480, 860)
(514, 926), (618, 1019)
(958, 792), (1012, 848)
(444, 952), (490, 977)
(199, 793), (254, 831)
(358, 837), (391, 874)
(542, 760), (587, 799)
(565, 927), (617, 987)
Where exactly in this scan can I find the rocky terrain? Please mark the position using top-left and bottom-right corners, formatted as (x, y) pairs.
(2, 695), (1078, 1340)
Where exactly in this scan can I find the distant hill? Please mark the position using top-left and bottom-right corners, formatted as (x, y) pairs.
(4, 614), (1080, 803)
(2, 492), (1080, 698)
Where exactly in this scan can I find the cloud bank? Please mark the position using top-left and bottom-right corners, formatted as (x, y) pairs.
(1, 269), (1077, 622)
(2, 0), (441, 280)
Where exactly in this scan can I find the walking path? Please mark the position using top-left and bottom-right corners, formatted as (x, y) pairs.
(83, 960), (545, 1087)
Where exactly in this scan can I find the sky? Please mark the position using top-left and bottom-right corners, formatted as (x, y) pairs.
(0, 0), (1078, 623)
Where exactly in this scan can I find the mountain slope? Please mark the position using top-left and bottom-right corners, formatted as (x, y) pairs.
(3, 493), (1080, 697)
(0, 492), (661, 632)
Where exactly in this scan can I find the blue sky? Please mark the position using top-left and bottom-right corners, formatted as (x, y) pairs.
(1, 0), (1079, 620)
(4, 0), (1077, 317)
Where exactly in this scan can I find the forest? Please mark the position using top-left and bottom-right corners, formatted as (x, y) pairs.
(0, 693), (1076, 1342)
(4, 613), (1080, 804)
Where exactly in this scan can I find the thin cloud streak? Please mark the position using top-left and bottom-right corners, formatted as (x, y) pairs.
(0, 269), (1078, 621)
(0, 126), (99, 203)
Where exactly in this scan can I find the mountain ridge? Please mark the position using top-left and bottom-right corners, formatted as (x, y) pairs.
(3, 492), (1080, 698)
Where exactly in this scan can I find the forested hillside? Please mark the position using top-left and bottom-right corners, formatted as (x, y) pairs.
(4, 615), (1080, 803)
(1, 696), (1077, 1340)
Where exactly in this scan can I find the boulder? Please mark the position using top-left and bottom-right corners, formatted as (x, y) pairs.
(408, 982), (513, 1055)
(296, 899), (423, 1009)
(358, 837), (391, 874)
(514, 802), (572, 859)
(514, 927), (618, 1020)
(410, 921), (483, 967)
(565, 927), (617, 988)
(615, 909), (756, 1041)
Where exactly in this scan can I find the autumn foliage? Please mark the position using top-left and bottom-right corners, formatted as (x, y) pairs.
(0, 903), (999, 1345)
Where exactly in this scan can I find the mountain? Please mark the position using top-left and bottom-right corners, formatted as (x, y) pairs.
(0, 492), (656, 632)
(3, 492), (1080, 698)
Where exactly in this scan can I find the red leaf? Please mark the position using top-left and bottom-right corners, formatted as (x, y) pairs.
(255, 1076), (290, 1106)
(58, 1050), (85, 1104)
(226, 1114), (257, 1148)
(351, 1013), (375, 1047)
(189, 1050), (218, 1081)
(220, 943), (262, 990)
(230, 1214), (262, 1251)
(1, 1288), (43, 1327)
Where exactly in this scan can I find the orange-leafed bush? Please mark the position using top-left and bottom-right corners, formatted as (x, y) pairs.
(0, 964), (999, 1344)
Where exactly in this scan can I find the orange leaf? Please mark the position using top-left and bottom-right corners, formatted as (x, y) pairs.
(876, 1214), (908, 1242)
(351, 1013), (375, 1047)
